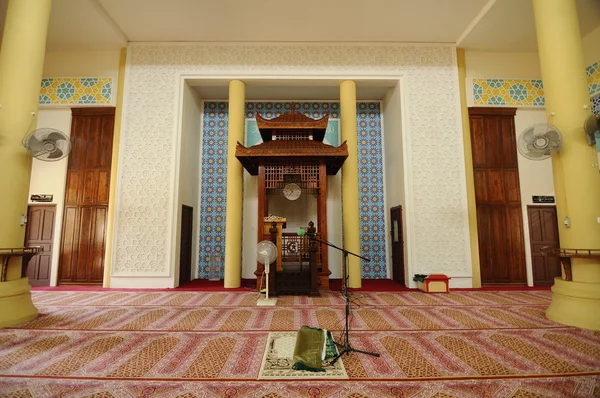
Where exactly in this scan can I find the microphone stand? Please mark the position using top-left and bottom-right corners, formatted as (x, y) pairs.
(303, 233), (380, 364)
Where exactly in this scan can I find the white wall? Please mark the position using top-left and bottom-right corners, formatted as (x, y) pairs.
(114, 43), (470, 289)
(583, 25), (600, 65)
(43, 50), (121, 78)
(382, 82), (406, 281)
(465, 52), (542, 79)
(28, 108), (72, 286)
(174, 82), (202, 285)
(514, 109), (556, 286)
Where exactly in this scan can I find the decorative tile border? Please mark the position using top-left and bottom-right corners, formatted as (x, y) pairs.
(473, 60), (600, 107)
(39, 77), (113, 105)
(473, 79), (545, 106)
(587, 61), (600, 97)
(198, 101), (386, 279)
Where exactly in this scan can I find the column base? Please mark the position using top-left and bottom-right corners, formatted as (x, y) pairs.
(546, 277), (600, 331)
(0, 277), (38, 328)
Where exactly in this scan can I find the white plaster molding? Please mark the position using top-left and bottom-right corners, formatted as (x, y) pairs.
(112, 42), (471, 284)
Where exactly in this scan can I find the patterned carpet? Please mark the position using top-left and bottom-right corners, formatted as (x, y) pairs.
(1, 289), (599, 397)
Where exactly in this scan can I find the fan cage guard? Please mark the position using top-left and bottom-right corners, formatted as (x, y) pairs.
(24, 128), (72, 161)
(257, 240), (277, 265)
(518, 124), (562, 160)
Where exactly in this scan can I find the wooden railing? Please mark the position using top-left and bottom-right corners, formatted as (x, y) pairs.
(541, 247), (600, 281)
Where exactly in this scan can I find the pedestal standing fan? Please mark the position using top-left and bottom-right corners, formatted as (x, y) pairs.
(256, 240), (277, 306)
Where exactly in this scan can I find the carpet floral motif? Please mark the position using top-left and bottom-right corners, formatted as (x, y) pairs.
(0, 289), (599, 397)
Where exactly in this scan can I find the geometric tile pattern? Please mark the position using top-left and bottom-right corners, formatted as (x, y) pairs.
(198, 101), (229, 278)
(356, 102), (386, 278)
(39, 77), (112, 105)
(1, 289), (599, 397)
(473, 79), (545, 106)
(199, 101), (386, 279)
(587, 61), (600, 97)
(473, 60), (600, 107)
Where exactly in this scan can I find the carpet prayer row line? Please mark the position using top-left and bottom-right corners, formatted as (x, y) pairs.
(29, 290), (552, 308)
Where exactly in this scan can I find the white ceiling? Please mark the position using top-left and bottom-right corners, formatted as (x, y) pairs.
(1, 0), (599, 100)
(1, 0), (599, 52)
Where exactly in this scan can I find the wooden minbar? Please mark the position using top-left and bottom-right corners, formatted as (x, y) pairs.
(236, 106), (348, 294)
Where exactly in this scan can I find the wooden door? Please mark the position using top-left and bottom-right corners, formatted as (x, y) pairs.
(390, 206), (405, 285)
(469, 107), (526, 285)
(179, 205), (193, 286)
(59, 108), (114, 285)
(24, 205), (56, 286)
(527, 205), (560, 286)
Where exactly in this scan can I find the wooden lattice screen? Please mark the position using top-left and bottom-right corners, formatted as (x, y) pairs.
(265, 160), (320, 192)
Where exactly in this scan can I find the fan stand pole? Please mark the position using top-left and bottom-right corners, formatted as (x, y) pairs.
(257, 258), (277, 307)
(265, 260), (270, 300)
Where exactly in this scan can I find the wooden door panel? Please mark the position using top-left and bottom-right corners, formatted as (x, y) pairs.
(25, 206), (56, 286)
(82, 170), (98, 204)
(503, 170), (521, 204)
(76, 206), (95, 281)
(470, 117), (486, 167)
(59, 108), (114, 285)
(500, 117), (518, 167)
(27, 208), (44, 241)
(541, 208), (559, 242)
(507, 205), (526, 283)
(65, 171), (83, 204)
(484, 118), (502, 167)
(473, 170), (488, 202)
(97, 170), (110, 203)
(487, 170), (505, 204)
(469, 107), (525, 285)
(91, 206), (107, 282)
(476, 205), (494, 283)
(527, 205), (560, 286)
(100, 117), (115, 167)
(60, 206), (78, 281)
(491, 206), (508, 281)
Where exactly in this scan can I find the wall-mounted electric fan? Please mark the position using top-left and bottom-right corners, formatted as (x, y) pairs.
(256, 240), (277, 306)
(584, 113), (599, 146)
(23, 128), (72, 161)
(517, 123), (562, 160)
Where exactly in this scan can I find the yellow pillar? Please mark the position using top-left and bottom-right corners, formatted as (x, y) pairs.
(457, 49), (482, 288)
(533, 0), (600, 330)
(103, 48), (127, 288)
(223, 80), (245, 288)
(0, 0), (52, 327)
(340, 81), (362, 288)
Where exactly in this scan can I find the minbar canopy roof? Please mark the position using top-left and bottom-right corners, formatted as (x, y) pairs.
(235, 140), (348, 175)
(256, 111), (329, 142)
(236, 109), (349, 175)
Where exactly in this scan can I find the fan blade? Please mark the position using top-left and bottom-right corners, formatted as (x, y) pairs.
(522, 132), (535, 144)
(46, 132), (67, 143)
(26, 135), (46, 153)
(545, 130), (561, 144)
(46, 148), (64, 159)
